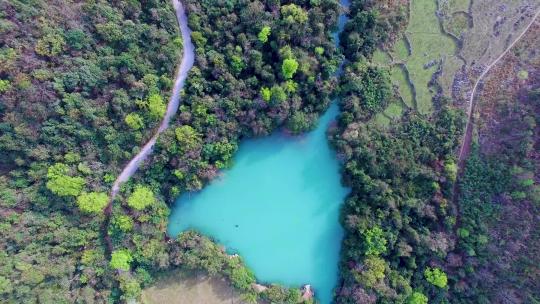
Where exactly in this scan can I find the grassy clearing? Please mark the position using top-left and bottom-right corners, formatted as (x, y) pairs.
(395, 0), (458, 114)
(141, 270), (245, 304)
(390, 65), (415, 108)
(439, 56), (465, 97)
(384, 102), (404, 119)
(373, 113), (391, 127)
(372, 49), (392, 66)
(461, 1), (540, 70)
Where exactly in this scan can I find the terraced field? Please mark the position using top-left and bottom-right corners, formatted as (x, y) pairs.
(371, 0), (462, 125)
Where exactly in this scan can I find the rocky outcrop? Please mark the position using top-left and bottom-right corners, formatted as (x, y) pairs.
(302, 284), (314, 301)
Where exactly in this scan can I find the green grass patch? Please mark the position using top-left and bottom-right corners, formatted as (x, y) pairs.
(391, 37), (410, 62)
(439, 56), (465, 97)
(373, 113), (391, 127)
(383, 102), (404, 119)
(393, 0), (458, 114)
(447, 0), (470, 13)
(390, 65), (414, 108)
(372, 49), (392, 66)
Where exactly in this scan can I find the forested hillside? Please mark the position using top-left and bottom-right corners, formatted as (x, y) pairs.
(0, 0), (181, 302)
(332, 1), (466, 300)
(333, 0), (540, 303)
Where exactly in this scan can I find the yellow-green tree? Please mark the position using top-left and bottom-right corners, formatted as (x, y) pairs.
(424, 267), (447, 288)
(175, 125), (202, 151)
(147, 93), (166, 120)
(258, 26), (271, 43)
(282, 58), (299, 79)
(46, 163), (86, 197)
(76, 192), (108, 214)
(110, 249), (132, 271)
(127, 185), (155, 210)
(125, 113), (144, 130)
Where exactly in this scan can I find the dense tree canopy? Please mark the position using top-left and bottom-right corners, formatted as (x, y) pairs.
(0, 0), (181, 301)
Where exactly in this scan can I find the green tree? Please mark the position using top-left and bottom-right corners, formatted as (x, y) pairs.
(270, 85), (287, 104)
(363, 226), (387, 256)
(281, 4), (308, 24)
(314, 46), (324, 55)
(258, 26), (271, 43)
(444, 160), (458, 182)
(119, 273), (141, 300)
(229, 265), (256, 290)
(282, 58), (299, 79)
(125, 113), (144, 130)
(110, 249), (133, 271)
(284, 80), (297, 93)
(46, 163), (86, 197)
(0, 79), (11, 93)
(191, 31), (207, 47)
(356, 256), (386, 287)
(127, 185), (155, 210)
(76, 192), (108, 214)
(175, 125), (202, 151)
(0, 276), (13, 295)
(260, 87), (271, 102)
(65, 29), (87, 50)
(35, 33), (65, 57)
(408, 291), (428, 304)
(287, 111), (311, 134)
(113, 214), (134, 232)
(147, 93), (166, 120)
(424, 267), (447, 288)
(230, 55), (245, 74)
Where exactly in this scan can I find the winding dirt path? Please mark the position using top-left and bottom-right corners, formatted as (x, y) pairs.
(457, 8), (540, 166)
(103, 0), (194, 251)
(110, 0), (195, 198)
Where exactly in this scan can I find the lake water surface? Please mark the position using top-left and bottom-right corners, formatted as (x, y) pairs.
(168, 104), (349, 303)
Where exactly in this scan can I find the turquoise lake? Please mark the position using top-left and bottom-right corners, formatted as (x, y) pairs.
(168, 103), (349, 303)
